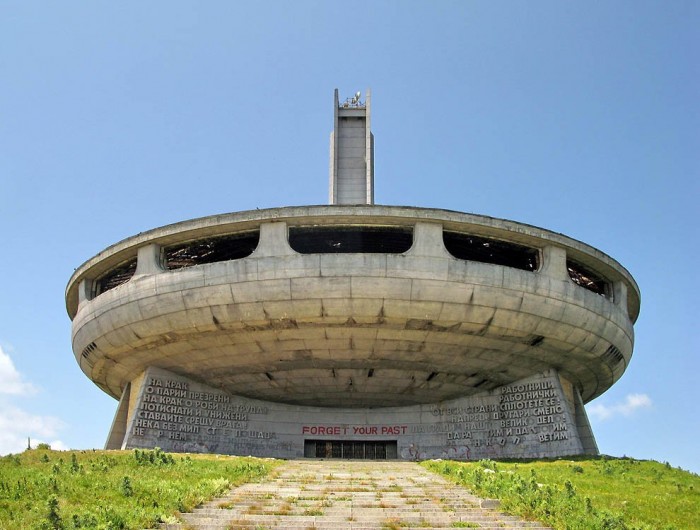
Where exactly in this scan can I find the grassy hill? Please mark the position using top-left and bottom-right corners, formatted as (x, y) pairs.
(0, 448), (697, 529)
(0, 447), (277, 529)
(423, 457), (699, 530)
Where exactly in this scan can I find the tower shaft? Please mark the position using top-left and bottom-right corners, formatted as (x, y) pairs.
(329, 89), (374, 205)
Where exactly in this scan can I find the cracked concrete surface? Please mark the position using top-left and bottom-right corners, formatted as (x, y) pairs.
(159, 460), (552, 530)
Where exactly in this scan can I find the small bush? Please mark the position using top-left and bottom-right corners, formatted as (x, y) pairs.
(120, 476), (133, 497)
(134, 447), (175, 466)
(564, 479), (576, 498)
(42, 495), (63, 530)
(71, 512), (98, 528)
(70, 454), (80, 473)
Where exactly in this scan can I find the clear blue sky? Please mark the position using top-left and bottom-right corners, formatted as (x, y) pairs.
(1, 1), (697, 472)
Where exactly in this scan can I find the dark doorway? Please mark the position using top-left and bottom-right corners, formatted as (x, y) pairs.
(304, 440), (398, 459)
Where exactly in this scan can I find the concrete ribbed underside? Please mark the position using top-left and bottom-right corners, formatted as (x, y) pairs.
(72, 243), (633, 407)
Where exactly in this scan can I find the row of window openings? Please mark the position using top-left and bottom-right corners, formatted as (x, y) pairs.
(304, 440), (398, 460)
(92, 227), (610, 299)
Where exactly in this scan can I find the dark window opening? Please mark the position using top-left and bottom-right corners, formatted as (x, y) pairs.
(443, 232), (538, 271)
(567, 259), (610, 297)
(529, 335), (545, 347)
(304, 440), (397, 459)
(81, 342), (97, 359)
(165, 232), (259, 270)
(602, 344), (624, 367)
(289, 226), (412, 254)
(95, 258), (137, 295)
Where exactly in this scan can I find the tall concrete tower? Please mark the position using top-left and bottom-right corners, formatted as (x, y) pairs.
(329, 89), (374, 205)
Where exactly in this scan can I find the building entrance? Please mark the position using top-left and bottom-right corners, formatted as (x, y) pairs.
(304, 440), (398, 459)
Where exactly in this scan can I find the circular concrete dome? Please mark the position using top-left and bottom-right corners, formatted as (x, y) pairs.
(66, 205), (639, 408)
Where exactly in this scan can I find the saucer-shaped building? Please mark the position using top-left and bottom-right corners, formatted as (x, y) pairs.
(66, 90), (639, 460)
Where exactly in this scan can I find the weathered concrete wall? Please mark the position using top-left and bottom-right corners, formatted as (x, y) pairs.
(66, 206), (641, 322)
(120, 366), (591, 460)
(68, 205), (639, 460)
(70, 214), (635, 406)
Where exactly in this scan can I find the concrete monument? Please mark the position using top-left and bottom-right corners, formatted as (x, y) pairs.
(66, 90), (640, 460)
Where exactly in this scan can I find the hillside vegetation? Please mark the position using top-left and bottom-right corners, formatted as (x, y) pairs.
(423, 457), (699, 530)
(1, 448), (697, 529)
(0, 447), (276, 529)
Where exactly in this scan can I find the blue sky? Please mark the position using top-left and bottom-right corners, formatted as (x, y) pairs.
(1, 2), (697, 472)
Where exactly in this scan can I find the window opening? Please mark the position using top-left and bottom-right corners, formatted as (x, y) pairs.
(165, 232), (259, 269)
(95, 258), (137, 295)
(289, 226), (412, 254)
(443, 232), (538, 271)
(567, 259), (610, 297)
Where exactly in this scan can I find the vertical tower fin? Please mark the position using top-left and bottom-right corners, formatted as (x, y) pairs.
(329, 88), (374, 205)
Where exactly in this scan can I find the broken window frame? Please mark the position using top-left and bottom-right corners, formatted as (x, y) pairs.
(567, 259), (612, 299)
(442, 231), (539, 272)
(94, 258), (138, 296)
(164, 231), (260, 270)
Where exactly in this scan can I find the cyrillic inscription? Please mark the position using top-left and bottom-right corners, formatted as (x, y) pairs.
(130, 376), (271, 454)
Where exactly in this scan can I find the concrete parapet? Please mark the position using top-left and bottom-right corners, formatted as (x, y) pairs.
(134, 244), (165, 276)
(540, 245), (568, 281)
(253, 222), (295, 258)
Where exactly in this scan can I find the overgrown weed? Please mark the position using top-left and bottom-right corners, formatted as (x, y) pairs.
(423, 457), (699, 530)
(0, 447), (277, 529)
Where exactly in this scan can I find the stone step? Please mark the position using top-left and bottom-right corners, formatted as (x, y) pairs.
(156, 460), (552, 530)
(164, 521), (549, 530)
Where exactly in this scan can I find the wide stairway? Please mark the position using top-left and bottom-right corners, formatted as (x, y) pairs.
(164, 460), (551, 530)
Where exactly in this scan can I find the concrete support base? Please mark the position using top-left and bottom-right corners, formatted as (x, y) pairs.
(111, 366), (597, 460)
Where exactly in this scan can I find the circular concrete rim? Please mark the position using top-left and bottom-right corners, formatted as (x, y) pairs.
(66, 204), (640, 322)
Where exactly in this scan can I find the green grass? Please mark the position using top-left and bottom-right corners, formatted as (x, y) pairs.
(0, 447), (277, 529)
(4, 449), (697, 529)
(423, 456), (700, 530)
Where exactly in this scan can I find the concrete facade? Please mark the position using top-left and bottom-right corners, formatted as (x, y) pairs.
(66, 206), (639, 460)
(66, 92), (640, 460)
(121, 365), (594, 459)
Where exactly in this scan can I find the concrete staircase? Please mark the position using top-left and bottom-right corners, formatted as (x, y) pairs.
(162, 460), (551, 530)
